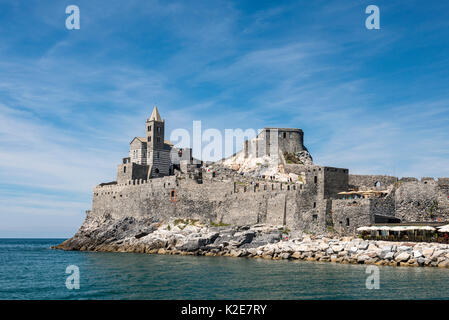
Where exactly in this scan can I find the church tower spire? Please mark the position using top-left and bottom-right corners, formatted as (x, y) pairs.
(149, 105), (162, 122)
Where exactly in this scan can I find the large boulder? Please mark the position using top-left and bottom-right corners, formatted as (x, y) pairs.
(395, 252), (410, 262)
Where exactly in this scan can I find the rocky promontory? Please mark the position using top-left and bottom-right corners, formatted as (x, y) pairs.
(55, 216), (449, 268)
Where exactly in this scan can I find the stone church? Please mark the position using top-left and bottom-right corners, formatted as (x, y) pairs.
(117, 106), (192, 183)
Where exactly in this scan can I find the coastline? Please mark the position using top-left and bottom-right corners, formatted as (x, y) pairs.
(55, 218), (449, 268)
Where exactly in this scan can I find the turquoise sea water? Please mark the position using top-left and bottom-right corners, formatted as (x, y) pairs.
(1, 238), (449, 300)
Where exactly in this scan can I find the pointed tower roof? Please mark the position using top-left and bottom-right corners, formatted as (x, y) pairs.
(149, 106), (162, 121)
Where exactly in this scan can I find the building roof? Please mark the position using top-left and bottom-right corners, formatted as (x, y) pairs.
(130, 137), (147, 144)
(149, 106), (162, 121)
(338, 190), (388, 195)
(130, 137), (173, 147)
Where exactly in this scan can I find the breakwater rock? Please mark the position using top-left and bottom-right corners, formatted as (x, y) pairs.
(55, 217), (449, 268)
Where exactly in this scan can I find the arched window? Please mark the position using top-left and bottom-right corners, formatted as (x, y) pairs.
(375, 181), (381, 187)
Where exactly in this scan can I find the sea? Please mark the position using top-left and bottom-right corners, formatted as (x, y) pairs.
(1, 238), (449, 300)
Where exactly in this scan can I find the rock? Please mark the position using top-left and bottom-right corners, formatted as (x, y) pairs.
(431, 250), (445, 261)
(383, 252), (395, 260)
(205, 232), (220, 244)
(417, 257), (426, 266)
(412, 250), (423, 259)
(291, 252), (301, 259)
(422, 247), (434, 258)
(358, 242), (369, 250)
(349, 246), (358, 254)
(357, 255), (370, 263)
(332, 245), (344, 253)
(183, 225), (199, 233)
(397, 246), (412, 252)
(230, 250), (242, 257)
(438, 259), (449, 268)
(280, 253), (291, 259)
(135, 232), (149, 239)
(395, 252), (410, 262)
(176, 238), (206, 252)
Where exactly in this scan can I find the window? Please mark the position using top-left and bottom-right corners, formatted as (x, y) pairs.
(170, 190), (176, 202)
(314, 176), (318, 183)
(157, 127), (161, 133)
(375, 181), (381, 187)
(123, 166), (126, 173)
(313, 202), (316, 208)
(283, 132), (286, 139)
(346, 218), (350, 226)
(313, 215), (318, 221)
(148, 136), (151, 142)
(289, 132), (292, 138)
(157, 137), (160, 143)
(157, 152), (160, 159)
(147, 126), (151, 132)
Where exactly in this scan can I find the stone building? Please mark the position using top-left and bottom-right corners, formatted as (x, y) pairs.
(92, 107), (449, 236)
(117, 106), (193, 183)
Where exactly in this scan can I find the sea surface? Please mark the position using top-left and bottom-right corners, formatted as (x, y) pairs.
(1, 238), (449, 299)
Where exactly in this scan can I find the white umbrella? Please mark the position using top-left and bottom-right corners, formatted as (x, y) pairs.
(391, 226), (408, 232)
(437, 225), (449, 232)
(356, 227), (372, 232)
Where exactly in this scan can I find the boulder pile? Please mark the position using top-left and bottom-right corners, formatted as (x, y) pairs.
(55, 217), (449, 268)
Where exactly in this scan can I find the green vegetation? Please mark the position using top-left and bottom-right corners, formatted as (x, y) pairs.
(284, 152), (303, 165)
(210, 221), (231, 227)
(174, 218), (199, 226)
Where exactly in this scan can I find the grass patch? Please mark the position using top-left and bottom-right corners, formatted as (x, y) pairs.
(284, 152), (303, 165)
(174, 218), (199, 226)
(210, 221), (231, 227)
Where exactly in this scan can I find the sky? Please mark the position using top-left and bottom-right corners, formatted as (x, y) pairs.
(0, 0), (448, 237)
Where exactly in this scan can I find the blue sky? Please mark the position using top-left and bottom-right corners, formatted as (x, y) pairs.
(0, 0), (448, 237)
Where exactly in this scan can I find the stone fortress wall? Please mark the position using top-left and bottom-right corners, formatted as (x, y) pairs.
(87, 107), (449, 236)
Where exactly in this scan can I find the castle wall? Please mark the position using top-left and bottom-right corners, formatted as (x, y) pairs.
(348, 174), (398, 189)
(394, 180), (449, 222)
(91, 175), (299, 228)
(117, 162), (149, 184)
(276, 129), (305, 154)
(331, 199), (372, 234)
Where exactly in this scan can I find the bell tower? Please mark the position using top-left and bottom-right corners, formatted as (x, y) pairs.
(146, 106), (167, 177)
